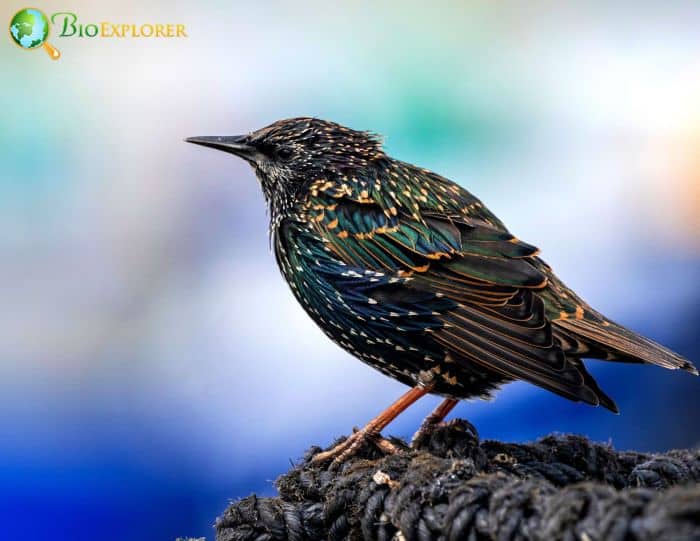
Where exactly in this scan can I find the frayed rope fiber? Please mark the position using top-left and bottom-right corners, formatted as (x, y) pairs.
(215, 420), (700, 541)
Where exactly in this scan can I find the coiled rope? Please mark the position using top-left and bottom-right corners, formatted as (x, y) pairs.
(216, 420), (700, 540)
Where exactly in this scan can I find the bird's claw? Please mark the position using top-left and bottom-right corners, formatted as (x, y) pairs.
(311, 429), (400, 468)
(411, 418), (462, 448)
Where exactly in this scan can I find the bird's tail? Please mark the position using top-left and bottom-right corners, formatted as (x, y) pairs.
(555, 316), (698, 375)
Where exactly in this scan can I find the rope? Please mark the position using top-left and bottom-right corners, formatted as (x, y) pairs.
(215, 419), (700, 540)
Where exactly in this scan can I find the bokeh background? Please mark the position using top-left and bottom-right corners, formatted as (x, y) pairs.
(2, 1), (699, 539)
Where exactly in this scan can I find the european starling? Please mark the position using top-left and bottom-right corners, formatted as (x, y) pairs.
(186, 118), (697, 465)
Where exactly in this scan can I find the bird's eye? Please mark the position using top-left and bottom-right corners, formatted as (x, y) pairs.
(276, 147), (293, 161)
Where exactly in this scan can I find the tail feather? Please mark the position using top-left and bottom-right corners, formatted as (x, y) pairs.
(574, 360), (620, 413)
(555, 317), (698, 375)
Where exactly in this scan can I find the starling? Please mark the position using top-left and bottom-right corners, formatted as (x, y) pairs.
(186, 118), (697, 465)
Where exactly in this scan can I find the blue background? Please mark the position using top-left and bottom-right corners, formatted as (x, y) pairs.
(2, 2), (699, 539)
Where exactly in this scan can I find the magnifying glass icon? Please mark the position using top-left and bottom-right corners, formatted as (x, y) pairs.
(9, 8), (61, 60)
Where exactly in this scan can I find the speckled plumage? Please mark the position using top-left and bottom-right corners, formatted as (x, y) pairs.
(188, 117), (697, 413)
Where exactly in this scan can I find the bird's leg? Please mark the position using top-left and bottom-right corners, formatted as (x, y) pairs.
(410, 398), (459, 447)
(311, 384), (432, 466)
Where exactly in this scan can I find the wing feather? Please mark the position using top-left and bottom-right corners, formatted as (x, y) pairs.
(303, 191), (614, 408)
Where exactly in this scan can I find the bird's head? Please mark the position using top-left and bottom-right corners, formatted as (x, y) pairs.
(186, 117), (385, 219)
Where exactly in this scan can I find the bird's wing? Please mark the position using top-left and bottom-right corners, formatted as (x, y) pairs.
(300, 179), (614, 409)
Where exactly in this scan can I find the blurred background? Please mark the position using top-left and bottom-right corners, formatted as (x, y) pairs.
(2, 1), (699, 539)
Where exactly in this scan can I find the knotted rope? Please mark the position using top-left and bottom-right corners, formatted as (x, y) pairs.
(216, 420), (700, 540)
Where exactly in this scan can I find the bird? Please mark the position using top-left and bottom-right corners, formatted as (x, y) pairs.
(186, 117), (697, 465)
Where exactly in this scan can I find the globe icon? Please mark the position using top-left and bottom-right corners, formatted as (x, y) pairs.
(9, 8), (60, 59)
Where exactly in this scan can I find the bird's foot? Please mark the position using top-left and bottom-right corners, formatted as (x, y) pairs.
(411, 418), (464, 448)
(410, 398), (460, 448)
(311, 427), (401, 468)
(311, 385), (434, 468)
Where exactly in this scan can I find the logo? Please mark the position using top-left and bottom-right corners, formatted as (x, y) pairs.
(9, 8), (60, 59)
(9, 8), (188, 60)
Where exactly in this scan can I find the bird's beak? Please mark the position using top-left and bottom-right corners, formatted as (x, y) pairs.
(185, 135), (256, 160)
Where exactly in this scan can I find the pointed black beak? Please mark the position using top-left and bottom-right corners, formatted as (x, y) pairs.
(185, 135), (256, 160)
